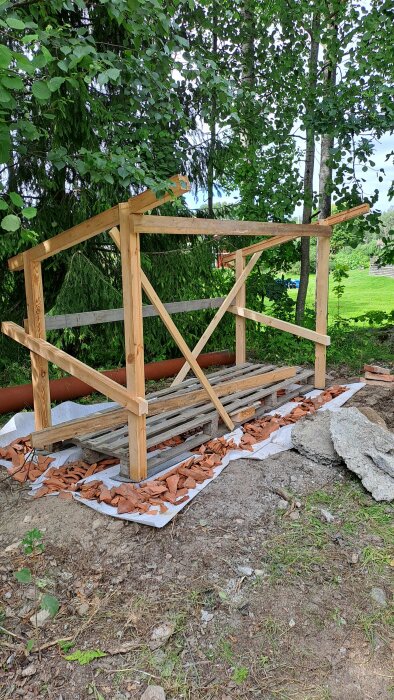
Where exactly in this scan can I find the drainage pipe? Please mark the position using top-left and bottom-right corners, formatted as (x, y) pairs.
(0, 350), (235, 414)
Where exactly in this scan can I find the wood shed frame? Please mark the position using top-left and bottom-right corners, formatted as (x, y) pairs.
(2, 175), (369, 481)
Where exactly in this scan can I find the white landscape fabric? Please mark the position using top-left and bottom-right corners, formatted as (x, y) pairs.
(0, 383), (365, 528)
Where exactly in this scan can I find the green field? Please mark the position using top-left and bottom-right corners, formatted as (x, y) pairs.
(287, 269), (394, 321)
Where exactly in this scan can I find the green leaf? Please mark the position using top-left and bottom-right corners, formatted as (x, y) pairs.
(0, 86), (11, 103)
(9, 191), (24, 207)
(26, 639), (34, 653)
(1, 214), (21, 231)
(40, 594), (59, 618)
(106, 68), (120, 81)
(6, 17), (26, 30)
(14, 567), (32, 583)
(58, 639), (74, 653)
(32, 81), (51, 101)
(0, 129), (11, 162)
(1, 75), (24, 90)
(0, 45), (12, 69)
(48, 77), (65, 92)
(65, 649), (107, 665)
(22, 206), (37, 219)
(0, 199), (8, 210)
(97, 71), (109, 85)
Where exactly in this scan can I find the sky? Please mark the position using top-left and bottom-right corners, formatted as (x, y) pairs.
(185, 132), (394, 216)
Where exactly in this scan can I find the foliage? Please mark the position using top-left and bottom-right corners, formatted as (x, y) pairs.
(64, 649), (107, 665)
(332, 263), (350, 319)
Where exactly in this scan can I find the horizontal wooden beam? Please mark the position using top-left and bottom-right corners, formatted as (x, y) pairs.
(44, 297), (227, 331)
(1, 322), (148, 415)
(30, 365), (296, 448)
(228, 306), (331, 346)
(133, 215), (332, 238)
(319, 203), (370, 226)
(8, 174), (190, 272)
(222, 233), (300, 263)
(8, 206), (120, 272)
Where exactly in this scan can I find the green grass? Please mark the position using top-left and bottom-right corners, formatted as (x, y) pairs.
(287, 269), (394, 321)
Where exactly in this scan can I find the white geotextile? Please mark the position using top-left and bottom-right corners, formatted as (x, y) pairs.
(0, 383), (365, 528)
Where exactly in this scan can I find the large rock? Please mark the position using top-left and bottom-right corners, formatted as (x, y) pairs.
(140, 687), (166, 700)
(330, 408), (394, 501)
(291, 411), (342, 466)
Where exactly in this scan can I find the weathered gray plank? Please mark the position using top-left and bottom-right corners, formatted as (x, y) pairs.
(45, 297), (227, 330)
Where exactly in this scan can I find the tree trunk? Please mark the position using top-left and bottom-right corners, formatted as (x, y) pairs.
(295, 13), (320, 325)
(207, 17), (217, 218)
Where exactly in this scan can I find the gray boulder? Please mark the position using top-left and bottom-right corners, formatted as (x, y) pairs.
(291, 410), (342, 466)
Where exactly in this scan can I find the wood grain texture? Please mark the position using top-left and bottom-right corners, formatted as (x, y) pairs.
(119, 203), (148, 481)
(134, 215), (332, 237)
(319, 203), (369, 226)
(314, 236), (331, 388)
(171, 250), (264, 385)
(235, 250), (246, 364)
(1, 321), (148, 416)
(140, 270), (235, 431)
(221, 233), (299, 263)
(23, 253), (52, 430)
(228, 306), (331, 346)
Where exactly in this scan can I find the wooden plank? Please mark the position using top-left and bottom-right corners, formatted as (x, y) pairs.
(8, 174), (190, 272)
(23, 253), (52, 431)
(171, 250), (264, 385)
(119, 203), (147, 481)
(44, 297), (227, 331)
(129, 174), (190, 212)
(319, 203), (370, 226)
(314, 236), (330, 388)
(228, 306), (331, 346)
(235, 250), (246, 364)
(222, 233), (299, 263)
(149, 366), (295, 415)
(8, 206), (120, 272)
(140, 270), (235, 431)
(1, 321), (147, 416)
(134, 215), (332, 238)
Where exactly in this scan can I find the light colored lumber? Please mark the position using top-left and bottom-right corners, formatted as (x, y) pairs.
(44, 297), (227, 331)
(129, 174), (190, 212)
(228, 306), (331, 346)
(119, 203), (148, 481)
(230, 406), (256, 423)
(134, 215), (332, 237)
(319, 203), (370, 226)
(171, 251), (264, 385)
(8, 206), (120, 272)
(222, 233), (299, 263)
(148, 366), (296, 414)
(140, 270), (235, 431)
(1, 321), (148, 416)
(363, 364), (391, 375)
(8, 174), (190, 272)
(314, 236), (330, 388)
(235, 250), (246, 364)
(23, 253), (52, 431)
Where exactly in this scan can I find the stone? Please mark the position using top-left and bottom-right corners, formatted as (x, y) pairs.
(237, 565), (253, 576)
(140, 686), (166, 700)
(320, 508), (335, 523)
(30, 609), (51, 628)
(201, 609), (214, 623)
(21, 663), (37, 677)
(330, 408), (394, 501)
(370, 587), (387, 607)
(76, 602), (89, 616)
(277, 499), (288, 510)
(357, 407), (388, 430)
(149, 622), (175, 650)
(291, 411), (342, 466)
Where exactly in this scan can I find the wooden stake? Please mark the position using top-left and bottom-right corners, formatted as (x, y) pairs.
(23, 253), (52, 431)
(119, 204), (148, 481)
(235, 250), (246, 364)
(314, 236), (331, 388)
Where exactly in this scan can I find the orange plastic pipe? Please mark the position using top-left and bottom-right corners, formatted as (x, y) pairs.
(0, 350), (235, 414)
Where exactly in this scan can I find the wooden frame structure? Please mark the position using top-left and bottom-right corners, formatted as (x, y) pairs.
(2, 175), (370, 480)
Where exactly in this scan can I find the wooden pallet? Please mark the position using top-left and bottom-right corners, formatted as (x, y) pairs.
(72, 363), (314, 478)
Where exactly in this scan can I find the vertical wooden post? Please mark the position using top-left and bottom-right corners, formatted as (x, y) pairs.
(314, 235), (330, 388)
(23, 252), (52, 430)
(235, 249), (246, 364)
(119, 205), (147, 481)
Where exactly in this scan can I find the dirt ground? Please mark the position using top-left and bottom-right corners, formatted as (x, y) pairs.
(0, 381), (393, 700)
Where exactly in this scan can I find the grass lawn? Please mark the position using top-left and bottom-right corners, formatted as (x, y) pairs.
(287, 268), (394, 321)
